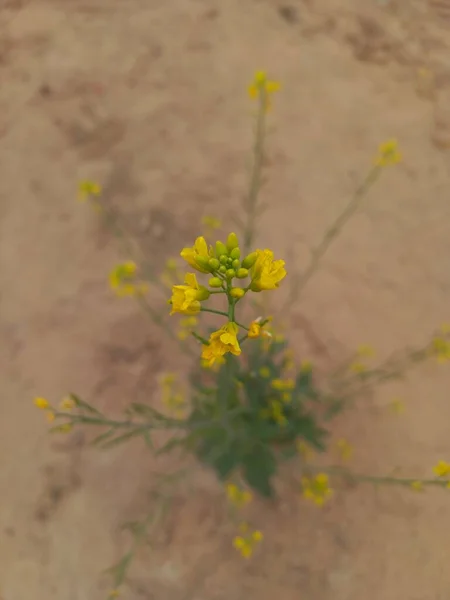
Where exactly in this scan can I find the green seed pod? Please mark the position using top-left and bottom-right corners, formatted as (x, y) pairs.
(226, 232), (239, 251)
(196, 287), (211, 301)
(232, 259), (240, 270)
(216, 241), (228, 257)
(220, 255), (228, 265)
(236, 268), (249, 278)
(209, 277), (222, 288)
(226, 269), (236, 279)
(208, 258), (220, 270)
(230, 287), (245, 299)
(219, 265), (227, 274)
(230, 247), (241, 260)
(242, 252), (258, 269)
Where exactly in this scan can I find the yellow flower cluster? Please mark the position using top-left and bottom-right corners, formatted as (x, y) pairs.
(170, 231), (286, 364)
(78, 180), (101, 201)
(226, 483), (252, 508)
(233, 525), (263, 558)
(433, 460), (450, 478)
(260, 399), (288, 426)
(109, 262), (149, 297)
(301, 473), (333, 506)
(248, 71), (281, 111)
(161, 373), (185, 418)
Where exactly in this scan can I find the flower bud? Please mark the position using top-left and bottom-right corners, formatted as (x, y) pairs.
(220, 255), (228, 265)
(195, 256), (211, 271)
(208, 258), (220, 270)
(216, 241), (228, 257)
(230, 287), (245, 299)
(226, 269), (235, 279)
(196, 286), (211, 301)
(230, 247), (241, 260)
(219, 265), (227, 274)
(209, 277), (222, 288)
(242, 252), (258, 269)
(236, 268), (249, 278)
(232, 259), (240, 269)
(226, 232), (239, 251)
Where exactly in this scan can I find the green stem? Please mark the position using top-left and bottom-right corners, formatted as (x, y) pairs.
(284, 165), (382, 310)
(243, 92), (267, 255)
(200, 307), (249, 330)
(323, 465), (449, 488)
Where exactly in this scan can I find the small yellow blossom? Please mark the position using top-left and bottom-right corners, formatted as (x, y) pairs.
(259, 366), (271, 378)
(375, 139), (402, 167)
(248, 71), (281, 111)
(60, 397), (74, 410)
(34, 396), (50, 410)
(248, 321), (261, 339)
(271, 378), (295, 391)
(180, 236), (211, 273)
(302, 473), (333, 507)
(349, 361), (366, 374)
(410, 480), (424, 492)
(336, 438), (353, 461)
(226, 483), (252, 507)
(431, 337), (450, 363)
(232, 528), (263, 559)
(201, 322), (241, 366)
(55, 423), (73, 434)
(109, 262), (148, 297)
(250, 249), (287, 292)
(433, 460), (450, 478)
(78, 180), (101, 201)
(357, 344), (375, 358)
(170, 273), (209, 315)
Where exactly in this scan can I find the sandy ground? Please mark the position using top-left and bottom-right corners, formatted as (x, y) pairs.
(2, 0), (450, 598)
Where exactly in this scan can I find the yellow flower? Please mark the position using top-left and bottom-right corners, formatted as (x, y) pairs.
(180, 236), (211, 273)
(432, 337), (450, 363)
(248, 71), (281, 111)
(55, 423), (73, 434)
(271, 378), (295, 391)
(78, 180), (101, 201)
(34, 396), (50, 410)
(248, 321), (261, 338)
(170, 273), (209, 315)
(336, 438), (353, 461)
(226, 483), (252, 507)
(250, 249), (287, 291)
(375, 139), (402, 167)
(232, 528), (263, 558)
(433, 460), (450, 478)
(109, 262), (147, 297)
(410, 480), (424, 492)
(201, 322), (241, 366)
(60, 397), (74, 410)
(302, 473), (333, 506)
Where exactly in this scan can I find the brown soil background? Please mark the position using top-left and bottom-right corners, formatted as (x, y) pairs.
(2, 0), (450, 598)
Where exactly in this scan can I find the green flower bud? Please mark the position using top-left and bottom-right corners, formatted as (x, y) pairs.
(232, 259), (240, 269)
(215, 241), (228, 257)
(230, 247), (241, 260)
(226, 269), (235, 279)
(196, 287), (210, 301)
(226, 232), (239, 251)
(227, 257), (233, 266)
(230, 287), (245, 299)
(242, 252), (258, 269)
(236, 268), (249, 278)
(195, 256), (211, 271)
(220, 255), (228, 265)
(208, 258), (220, 270)
(209, 277), (222, 288)
(219, 265), (227, 274)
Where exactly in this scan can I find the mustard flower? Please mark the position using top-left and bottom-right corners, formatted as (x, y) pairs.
(180, 236), (212, 273)
(248, 321), (261, 338)
(271, 378), (295, 391)
(78, 180), (101, 201)
(201, 322), (241, 366)
(375, 139), (402, 167)
(60, 396), (75, 410)
(109, 262), (148, 297)
(226, 483), (252, 508)
(302, 473), (333, 506)
(233, 529), (263, 559)
(170, 273), (210, 315)
(357, 344), (375, 357)
(250, 249), (287, 291)
(433, 460), (450, 478)
(410, 481), (424, 492)
(248, 71), (280, 111)
(34, 397), (50, 410)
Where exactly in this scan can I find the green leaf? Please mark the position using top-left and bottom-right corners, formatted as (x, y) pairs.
(212, 446), (240, 480)
(91, 428), (116, 446)
(242, 444), (276, 498)
(130, 403), (166, 420)
(100, 427), (146, 449)
(155, 436), (185, 456)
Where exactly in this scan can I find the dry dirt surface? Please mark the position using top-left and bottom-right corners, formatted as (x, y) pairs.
(2, 0), (450, 598)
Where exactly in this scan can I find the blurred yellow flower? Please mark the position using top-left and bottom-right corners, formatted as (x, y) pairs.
(433, 460), (450, 478)
(375, 139), (402, 167)
(201, 322), (241, 366)
(349, 361), (366, 374)
(390, 398), (405, 415)
(432, 337), (450, 363)
(410, 480), (423, 492)
(250, 249), (287, 291)
(259, 366), (271, 378)
(271, 378), (295, 391)
(226, 483), (252, 507)
(60, 397), (74, 410)
(336, 438), (353, 461)
(109, 262), (148, 297)
(302, 473), (333, 507)
(34, 396), (50, 410)
(78, 180), (101, 201)
(248, 321), (261, 338)
(357, 344), (375, 358)
(248, 71), (280, 111)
